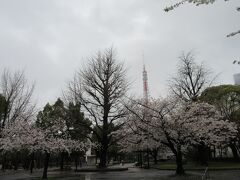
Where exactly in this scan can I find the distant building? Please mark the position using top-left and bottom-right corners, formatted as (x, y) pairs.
(233, 73), (240, 85)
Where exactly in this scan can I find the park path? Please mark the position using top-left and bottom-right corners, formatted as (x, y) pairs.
(0, 166), (240, 180)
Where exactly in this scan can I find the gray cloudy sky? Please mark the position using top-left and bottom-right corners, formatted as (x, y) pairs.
(0, 0), (239, 107)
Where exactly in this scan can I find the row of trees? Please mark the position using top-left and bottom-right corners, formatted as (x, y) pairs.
(1, 47), (240, 177)
(0, 48), (129, 178)
(0, 119), (86, 178)
(115, 52), (240, 175)
(0, 71), (89, 178)
(116, 98), (237, 174)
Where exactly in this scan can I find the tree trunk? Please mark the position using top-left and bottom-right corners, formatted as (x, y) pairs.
(219, 146), (223, 158)
(147, 148), (150, 168)
(1, 154), (6, 171)
(36, 152), (42, 169)
(30, 153), (34, 174)
(99, 124), (108, 168)
(230, 144), (239, 161)
(140, 151), (143, 168)
(153, 155), (158, 165)
(95, 150), (98, 166)
(198, 144), (208, 165)
(213, 146), (216, 159)
(42, 152), (50, 179)
(13, 152), (20, 170)
(74, 153), (78, 171)
(99, 144), (107, 168)
(152, 149), (158, 165)
(60, 152), (64, 171)
(175, 150), (185, 175)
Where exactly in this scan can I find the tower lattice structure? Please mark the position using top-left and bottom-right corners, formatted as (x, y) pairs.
(142, 64), (149, 105)
(142, 63), (151, 168)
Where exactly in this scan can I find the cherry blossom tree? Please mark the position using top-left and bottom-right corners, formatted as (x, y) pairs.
(0, 119), (86, 179)
(117, 98), (237, 175)
(36, 98), (92, 171)
(164, 101), (236, 174)
(200, 84), (240, 160)
(169, 51), (219, 164)
(0, 69), (35, 170)
(37, 108), (87, 179)
(115, 98), (173, 168)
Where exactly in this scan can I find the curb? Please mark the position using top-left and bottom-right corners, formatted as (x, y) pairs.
(151, 167), (240, 171)
(75, 167), (128, 172)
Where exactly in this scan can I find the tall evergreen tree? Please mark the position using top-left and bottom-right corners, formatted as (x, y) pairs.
(66, 102), (91, 141)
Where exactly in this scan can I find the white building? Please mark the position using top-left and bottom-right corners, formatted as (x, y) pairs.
(233, 73), (240, 85)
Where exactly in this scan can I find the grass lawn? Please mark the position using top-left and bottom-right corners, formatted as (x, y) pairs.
(151, 161), (240, 170)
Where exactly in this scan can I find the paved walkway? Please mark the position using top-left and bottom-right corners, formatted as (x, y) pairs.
(0, 166), (240, 180)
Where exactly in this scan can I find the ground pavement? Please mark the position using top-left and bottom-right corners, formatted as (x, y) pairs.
(0, 164), (240, 180)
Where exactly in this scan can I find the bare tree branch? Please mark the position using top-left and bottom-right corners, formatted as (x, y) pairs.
(0, 69), (35, 130)
(65, 47), (129, 168)
(169, 51), (214, 102)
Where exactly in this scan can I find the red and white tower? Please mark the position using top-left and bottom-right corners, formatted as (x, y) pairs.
(142, 60), (150, 168)
(143, 64), (149, 105)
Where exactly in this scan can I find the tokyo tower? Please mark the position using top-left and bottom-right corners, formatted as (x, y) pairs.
(142, 63), (149, 105)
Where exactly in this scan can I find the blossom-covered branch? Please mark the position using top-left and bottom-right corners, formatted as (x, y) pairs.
(165, 0), (239, 37)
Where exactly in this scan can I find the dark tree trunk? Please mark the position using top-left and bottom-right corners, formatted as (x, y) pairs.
(147, 148), (150, 168)
(60, 152), (64, 171)
(152, 149), (158, 165)
(175, 150), (185, 175)
(99, 144), (108, 168)
(99, 120), (108, 169)
(213, 146), (216, 159)
(166, 139), (185, 175)
(220, 146), (223, 158)
(1, 154), (6, 171)
(36, 152), (42, 169)
(13, 152), (20, 170)
(138, 151), (143, 168)
(30, 153), (34, 174)
(198, 144), (208, 165)
(95, 150), (98, 166)
(42, 152), (50, 179)
(13, 162), (18, 170)
(230, 144), (239, 161)
(74, 153), (78, 171)
(139, 151), (143, 168)
(153, 155), (158, 165)
(80, 157), (82, 167)
(75, 160), (78, 171)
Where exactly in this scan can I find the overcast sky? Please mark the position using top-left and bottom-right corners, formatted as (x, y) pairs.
(0, 0), (239, 108)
